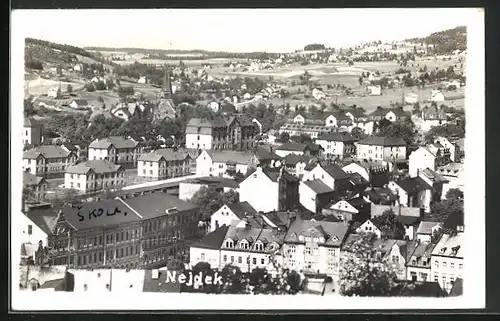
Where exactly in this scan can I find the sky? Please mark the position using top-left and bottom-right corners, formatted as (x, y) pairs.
(13, 8), (477, 53)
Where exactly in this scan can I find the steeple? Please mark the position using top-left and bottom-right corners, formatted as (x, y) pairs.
(163, 64), (173, 98)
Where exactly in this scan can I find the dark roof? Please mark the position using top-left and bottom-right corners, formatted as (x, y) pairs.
(345, 108), (367, 118)
(25, 207), (60, 235)
(317, 132), (358, 142)
(61, 142), (78, 152)
(221, 103), (236, 113)
(89, 136), (138, 149)
(190, 225), (230, 250)
(61, 198), (140, 230)
(285, 217), (349, 247)
(121, 193), (199, 220)
(322, 164), (349, 179)
(72, 99), (89, 106)
(66, 160), (123, 174)
(395, 177), (433, 195)
(306, 143), (323, 153)
(143, 269), (182, 293)
(39, 278), (66, 290)
(227, 202), (258, 219)
(262, 167), (299, 183)
(253, 146), (282, 162)
(368, 188), (398, 203)
(283, 154), (314, 166)
(449, 278), (463, 297)
(24, 116), (41, 127)
(348, 172), (369, 186)
(277, 142), (307, 152)
(347, 197), (370, 207)
(357, 136), (406, 147)
(396, 215), (421, 226)
(23, 171), (46, 186)
(302, 179), (333, 194)
(23, 145), (73, 159)
(370, 172), (390, 188)
(443, 210), (464, 232)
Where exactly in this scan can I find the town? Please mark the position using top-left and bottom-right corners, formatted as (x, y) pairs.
(18, 24), (466, 297)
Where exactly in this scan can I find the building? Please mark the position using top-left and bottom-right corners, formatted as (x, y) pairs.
(179, 176), (239, 202)
(355, 136), (407, 162)
(388, 177), (433, 213)
(344, 108), (374, 135)
(436, 162), (465, 197)
(88, 136), (142, 169)
(368, 107), (410, 123)
(22, 204), (59, 249)
(315, 132), (358, 160)
(189, 226), (230, 270)
(18, 211), (50, 261)
(69, 99), (91, 109)
(372, 238), (414, 280)
(47, 87), (61, 98)
(64, 160), (125, 193)
(417, 105), (448, 131)
(299, 180), (335, 214)
(406, 242), (436, 282)
(356, 219), (382, 238)
(409, 144), (451, 178)
(196, 150), (259, 178)
(278, 112), (353, 139)
(282, 154), (317, 178)
(367, 85), (381, 96)
(324, 197), (371, 223)
(23, 116), (44, 146)
(23, 145), (78, 178)
(282, 217), (349, 280)
(430, 90), (445, 103)
(210, 202), (258, 232)
(23, 171), (48, 202)
(415, 221), (443, 243)
(431, 232), (464, 293)
(239, 166), (300, 213)
(275, 142), (320, 158)
(185, 116), (258, 151)
(302, 163), (351, 196)
(42, 194), (201, 270)
(137, 149), (192, 180)
(434, 137), (459, 163)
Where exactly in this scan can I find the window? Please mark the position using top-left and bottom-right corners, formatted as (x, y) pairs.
(459, 263), (463, 270)
(238, 256), (242, 264)
(442, 276), (446, 285)
(223, 255), (227, 263)
(434, 261), (439, 269)
(442, 261), (447, 268)
(27, 225), (33, 235)
(434, 274), (439, 282)
(230, 256), (234, 263)
(451, 262), (455, 269)
(392, 255), (399, 264)
(252, 258), (257, 265)
(261, 258), (265, 265)
(420, 273), (428, 281)
(83, 284), (88, 291)
(201, 253), (205, 261)
(305, 247), (312, 255)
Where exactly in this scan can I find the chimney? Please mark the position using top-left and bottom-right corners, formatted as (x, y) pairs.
(419, 208), (424, 219)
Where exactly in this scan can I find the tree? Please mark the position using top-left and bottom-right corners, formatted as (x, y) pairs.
(377, 119), (417, 146)
(97, 96), (104, 103)
(358, 77), (363, 85)
(190, 186), (238, 221)
(278, 132), (290, 143)
(412, 102), (421, 115)
(351, 127), (367, 140)
(371, 209), (405, 239)
(84, 83), (95, 92)
(220, 265), (247, 294)
(94, 81), (106, 91)
(427, 197), (463, 222)
(66, 84), (73, 94)
(50, 188), (81, 208)
(339, 234), (399, 296)
(425, 123), (465, 142)
(445, 188), (464, 201)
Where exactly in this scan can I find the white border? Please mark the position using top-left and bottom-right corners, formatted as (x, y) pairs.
(10, 8), (485, 311)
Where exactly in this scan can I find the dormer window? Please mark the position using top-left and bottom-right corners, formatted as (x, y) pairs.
(224, 239), (234, 248)
(298, 235), (304, 241)
(332, 236), (339, 242)
(240, 240), (249, 250)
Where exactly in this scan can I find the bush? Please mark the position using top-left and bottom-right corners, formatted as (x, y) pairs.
(25, 59), (43, 70)
(84, 83), (95, 92)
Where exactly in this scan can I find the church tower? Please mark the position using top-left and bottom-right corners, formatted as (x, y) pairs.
(163, 64), (173, 99)
(153, 64), (176, 121)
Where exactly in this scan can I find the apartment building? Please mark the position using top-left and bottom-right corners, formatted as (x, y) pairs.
(355, 136), (407, 162)
(64, 160), (125, 193)
(431, 232), (464, 293)
(23, 171), (48, 202)
(315, 132), (358, 160)
(137, 148), (193, 179)
(23, 145), (78, 178)
(88, 136), (142, 169)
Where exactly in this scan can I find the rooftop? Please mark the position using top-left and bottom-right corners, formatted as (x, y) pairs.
(357, 136), (407, 147)
(65, 160), (123, 175)
(227, 202), (258, 220)
(395, 177), (433, 195)
(89, 136), (139, 149)
(23, 145), (73, 160)
(432, 233), (463, 258)
(23, 171), (46, 186)
(321, 163), (349, 180)
(190, 225), (230, 250)
(317, 132), (358, 142)
(302, 179), (334, 195)
(416, 221), (443, 235)
(285, 217), (349, 247)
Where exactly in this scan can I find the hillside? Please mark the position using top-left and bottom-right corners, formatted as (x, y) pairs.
(25, 38), (113, 70)
(406, 26), (467, 55)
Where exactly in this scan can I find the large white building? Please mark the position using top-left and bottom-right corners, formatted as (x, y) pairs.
(196, 150), (259, 178)
(315, 132), (358, 160)
(355, 136), (407, 162)
(88, 136), (142, 169)
(23, 117), (43, 146)
(431, 232), (464, 293)
(137, 149), (192, 179)
(64, 160), (124, 193)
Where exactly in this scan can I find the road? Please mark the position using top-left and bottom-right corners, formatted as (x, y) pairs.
(121, 173), (200, 191)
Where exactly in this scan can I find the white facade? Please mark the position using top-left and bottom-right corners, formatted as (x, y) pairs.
(64, 170), (124, 193)
(431, 90), (445, 102)
(47, 87), (61, 98)
(316, 139), (345, 159)
(282, 242), (341, 279)
(342, 163), (370, 181)
(356, 220), (382, 238)
(298, 182), (318, 213)
(210, 204), (242, 232)
(19, 212), (48, 246)
(409, 147), (436, 178)
(435, 137), (457, 162)
(239, 167), (278, 213)
(186, 133), (213, 150)
(356, 143), (406, 162)
(431, 233), (464, 293)
(189, 247), (221, 269)
(388, 181), (432, 213)
(302, 164), (335, 189)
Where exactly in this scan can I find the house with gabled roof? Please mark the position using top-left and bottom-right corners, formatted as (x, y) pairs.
(138, 148), (192, 179)
(373, 238), (416, 280)
(282, 217), (350, 279)
(436, 162), (465, 197)
(283, 154), (317, 178)
(23, 171), (48, 202)
(431, 232), (464, 293)
(406, 241), (436, 282)
(323, 196), (371, 223)
(409, 144), (451, 178)
(239, 166), (300, 213)
(23, 145), (78, 178)
(210, 202), (259, 232)
(88, 136), (142, 169)
(368, 106), (410, 123)
(196, 149), (260, 178)
(302, 162), (351, 196)
(299, 179), (336, 214)
(216, 225), (286, 272)
(355, 136), (407, 162)
(189, 225), (230, 270)
(23, 116), (44, 146)
(315, 132), (358, 160)
(275, 142), (323, 158)
(64, 159), (125, 193)
(388, 177), (433, 213)
(416, 221), (443, 243)
(69, 99), (91, 110)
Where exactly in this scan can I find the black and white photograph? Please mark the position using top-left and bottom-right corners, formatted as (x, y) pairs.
(10, 8), (485, 310)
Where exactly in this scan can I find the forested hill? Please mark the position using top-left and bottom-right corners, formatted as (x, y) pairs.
(406, 26), (467, 55)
